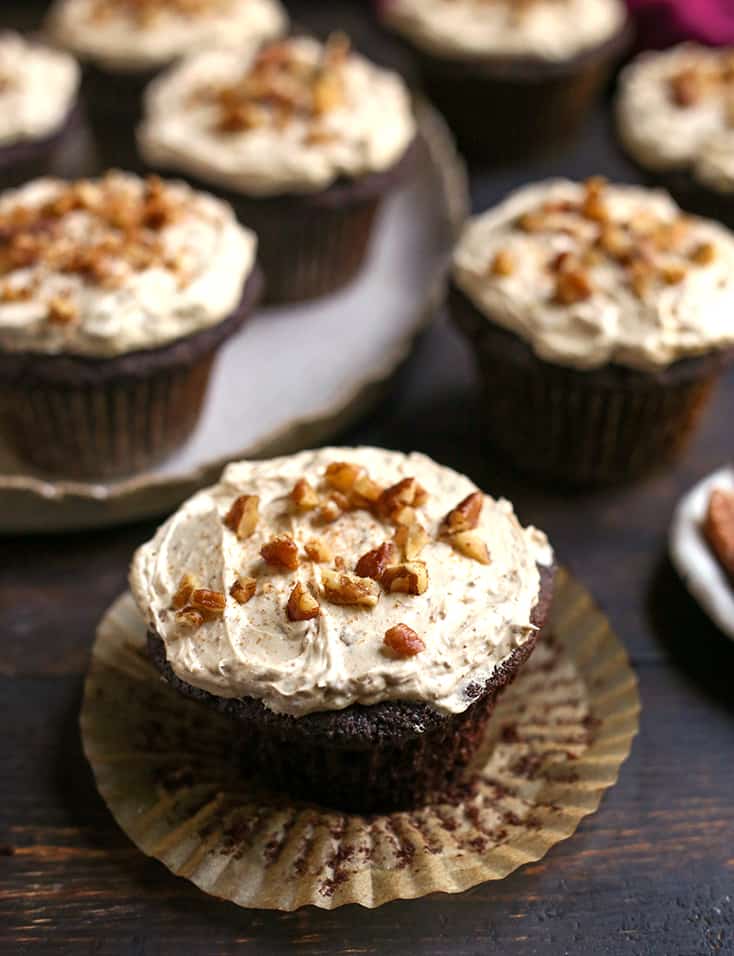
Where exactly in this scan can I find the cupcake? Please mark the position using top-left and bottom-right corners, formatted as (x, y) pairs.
(45, 0), (288, 170)
(138, 34), (419, 303)
(450, 177), (734, 485)
(0, 32), (81, 188)
(0, 172), (261, 480)
(381, 0), (630, 163)
(617, 44), (734, 229)
(130, 447), (555, 813)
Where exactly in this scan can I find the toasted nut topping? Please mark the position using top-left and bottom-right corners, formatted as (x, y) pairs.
(381, 561), (429, 596)
(394, 521), (429, 561)
(304, 537), (333, 564)
(581, 177), (609, 223)
(317, 498), (343, 524)
(691, 241), (716, 265)
(670, 68), (702, 107)
(176, 608), (205, 630)
(597, 223), (633, 262)
(490, 249), (515, 276)
(384, 623), (425, 657)
(189, 588), (226, 616)
(230, 576), (257, 605)
(322, 568), (380, 607)
(449, 531), (491, 565)
(287, 582), (321, 621)
(330, 491), (351, 512)
(261, 535), (300, 571)
(291, 478), (319, 511)
(324, 461), (363, 493)
(704, 488), (734, 579)
(554, 269), (593, 305)
(350, 473), (384, 508)
(172, 573), (198, 610)
(355, 542), (397, 581)
(517, 211), (546, 233)
(440, 492), (483, 537)
(628, 259), (653, 299)
(377, 478), (428, 523)
(224, 494), (260, 539)
(661, 262), (687, 285)
(48, 294), (77, 326)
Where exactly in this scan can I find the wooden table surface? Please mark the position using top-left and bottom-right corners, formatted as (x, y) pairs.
(2, 3), (734, 954)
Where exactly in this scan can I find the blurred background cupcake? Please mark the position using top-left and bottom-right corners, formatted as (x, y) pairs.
(44, 0), (288, 171)
(0, 172), (261, 479)
(379, 0), (631, 164)
(138, 33), (418, 303)
(450, 177), (734, 485)
(0, 31), (80, 187)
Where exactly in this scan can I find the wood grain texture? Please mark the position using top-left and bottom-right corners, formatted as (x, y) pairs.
(2, 1), (734, 953)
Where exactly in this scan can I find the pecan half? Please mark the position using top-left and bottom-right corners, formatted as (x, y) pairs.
(224, 494), (260, 539)
(291, 478), (319, 511)
(304, 537), (333, 564)
(440, 492), (483, 537)
(355, 541), (396, 581)
(321, 568), (380, 607)
(260, 534), (300, 571)
(189, 588), (226, 617)
(287, 582), (320, 621)
(384, 623), (425, 657)
(449, 531), (491, 565)
(230, 576), (257, 605)
(381, 561), (429, 596)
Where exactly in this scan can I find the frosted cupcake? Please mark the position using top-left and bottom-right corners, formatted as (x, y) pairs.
(45, 0), (287, 169)
(138, 34), (418, 302)
(617, 44), (734, 229)
(381, 0), (630, 162)
(0, 172), (260, 479)
(0, 32), (80, 188)
(131, 447), (554, 813)
(450, 177), (734, 484)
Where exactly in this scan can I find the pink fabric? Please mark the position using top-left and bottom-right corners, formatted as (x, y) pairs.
(627, 0), (734, 48)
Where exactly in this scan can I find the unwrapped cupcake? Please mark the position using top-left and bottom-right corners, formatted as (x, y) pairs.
(0, 32), (80, 188)
(380, 0), (630, 162)
(130, 447), (554, 813)
(138, 34), (419, 303)
(450, 177), (734, 485)
(0, 172), (261, 479)
(617, 44), (734, 229)
(45, 0), (288, 169)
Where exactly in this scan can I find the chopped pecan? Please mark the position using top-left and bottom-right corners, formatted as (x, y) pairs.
(317, 497), (343, 524)
(355, 542), (397, 581)
(176, 608), (205, 630)
(47, 294), (77, 325)
(394, 521), (429, 561)
(691, 241), (716, 266)
(224, 494), (260, 539)
(321, 568), (380, 607)
(230, 576), (257, 605)
(517, 211), (546, 233)
(172, 573), (197, 610)
(287, 582), (320, 621)
(291, 477), (319, 511)
(490, 249), (515, 277)
(260, 534), (300, 571)
(581, 177), (609, 223)
(449, 531), (491, 565)
(704, 488), (734, 579)
(440, 492), (483, 537)
(324, 461), (363, 493)
(597, 223), (633, 262)
(628, 258), (653, 299)
(661, 262), (687, 285)
(350, 473), (384, 509)
(670, 68), (702, 107)
(554, 269), (593, 305)
(381, 561), (429, 596)
(189, 588), (226, 617)
(384, 623), (425, 658)
(377, 478), (428, 524)
(304, 537), (333, 564)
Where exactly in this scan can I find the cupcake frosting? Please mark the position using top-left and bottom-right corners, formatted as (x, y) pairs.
(617, 45), (734, 195)
(0, 32), (79, 147)
(453, 178), (734, 371)
(138, 35), (417, 197)
(45, 0), (287, 72)
(382, 0), (626, 62)
(130, 447), (552, 717)
(0, 172), (256, 358)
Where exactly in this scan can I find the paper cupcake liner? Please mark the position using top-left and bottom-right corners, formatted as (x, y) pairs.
(80, 567), (639, 911)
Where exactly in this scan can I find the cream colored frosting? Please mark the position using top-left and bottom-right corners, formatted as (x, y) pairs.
(0, 32), (79, 147)
(617, 45), (734, 195)
(0, 173), (256, 358)
(130, 447), (553, 718)
(138, 38), (417, 197)
(453, 179), (734, 371)
(383, 0), (626, 62)
(45, 0), (287, 73)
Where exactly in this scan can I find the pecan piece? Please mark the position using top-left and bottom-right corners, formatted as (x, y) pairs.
(670, 68), (702, 107)
(176, 608), (205, 630)
(490, 249), (515, 277)
(172, 573), (197, 610)
(691, 241), (716, 266)
(48, 294), (77, 325)
(291, 478), (319, 511)
(324, 461), (363, 493)
(440, 492), (483, 537)
(189, 588), (226, 617)
(350, 473), (384, 509)
(230, 576), (257, 605)
(317, 497), (343, 524)
(321, 568), (380, 607)
(394, 521), (429, 561)
(261, 534), (300, 571)
(581, 177), (609, 223)
(661, 262), (687, 285)
(224, 494), (260, 539)
(554, 269), (593, 305)
(304, 537), (333, 564)
(377, 478), (428, 524)
(287, 582), (321, 622)
(384, 623), (425, 658)
(450, 531), (491, 565)
(355, 541), (397, 581)
(381, 561), (429, 596)
(703, 488), (734, 579)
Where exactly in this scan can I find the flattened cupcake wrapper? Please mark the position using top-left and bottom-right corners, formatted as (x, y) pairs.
(80, 568), (639, 911)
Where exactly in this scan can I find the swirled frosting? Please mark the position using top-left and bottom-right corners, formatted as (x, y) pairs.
(382, 0), (626, 62)
(138, 36), (417, 197)
(0, 32), (79, 147)
(130, 448), (552, 717)
(453, 178), (734, 371)
(617, 44), (734, 195)
(45, 0), (287, 73)
(0, 172), (256, 358)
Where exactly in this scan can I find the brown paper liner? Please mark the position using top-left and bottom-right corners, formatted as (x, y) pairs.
(81, 568), (639, 911)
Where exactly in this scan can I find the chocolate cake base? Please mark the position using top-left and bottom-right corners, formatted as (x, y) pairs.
(146, 563), (555, 815)
(450, 283), (732, 486)
(0, 102), (84, 189)
(0, 267), (262, 480)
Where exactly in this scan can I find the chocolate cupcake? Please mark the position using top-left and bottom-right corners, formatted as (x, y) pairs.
(381, 0), (630, 163)
(0, 172), (260, 480)
(138, 35), (419, 303)
(617, 44), (734, 230)
(0, 32), (81, 188)
(44, 0), (288, 171)
(450, 178), (734, 485)
(130, 447), (555, 813)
